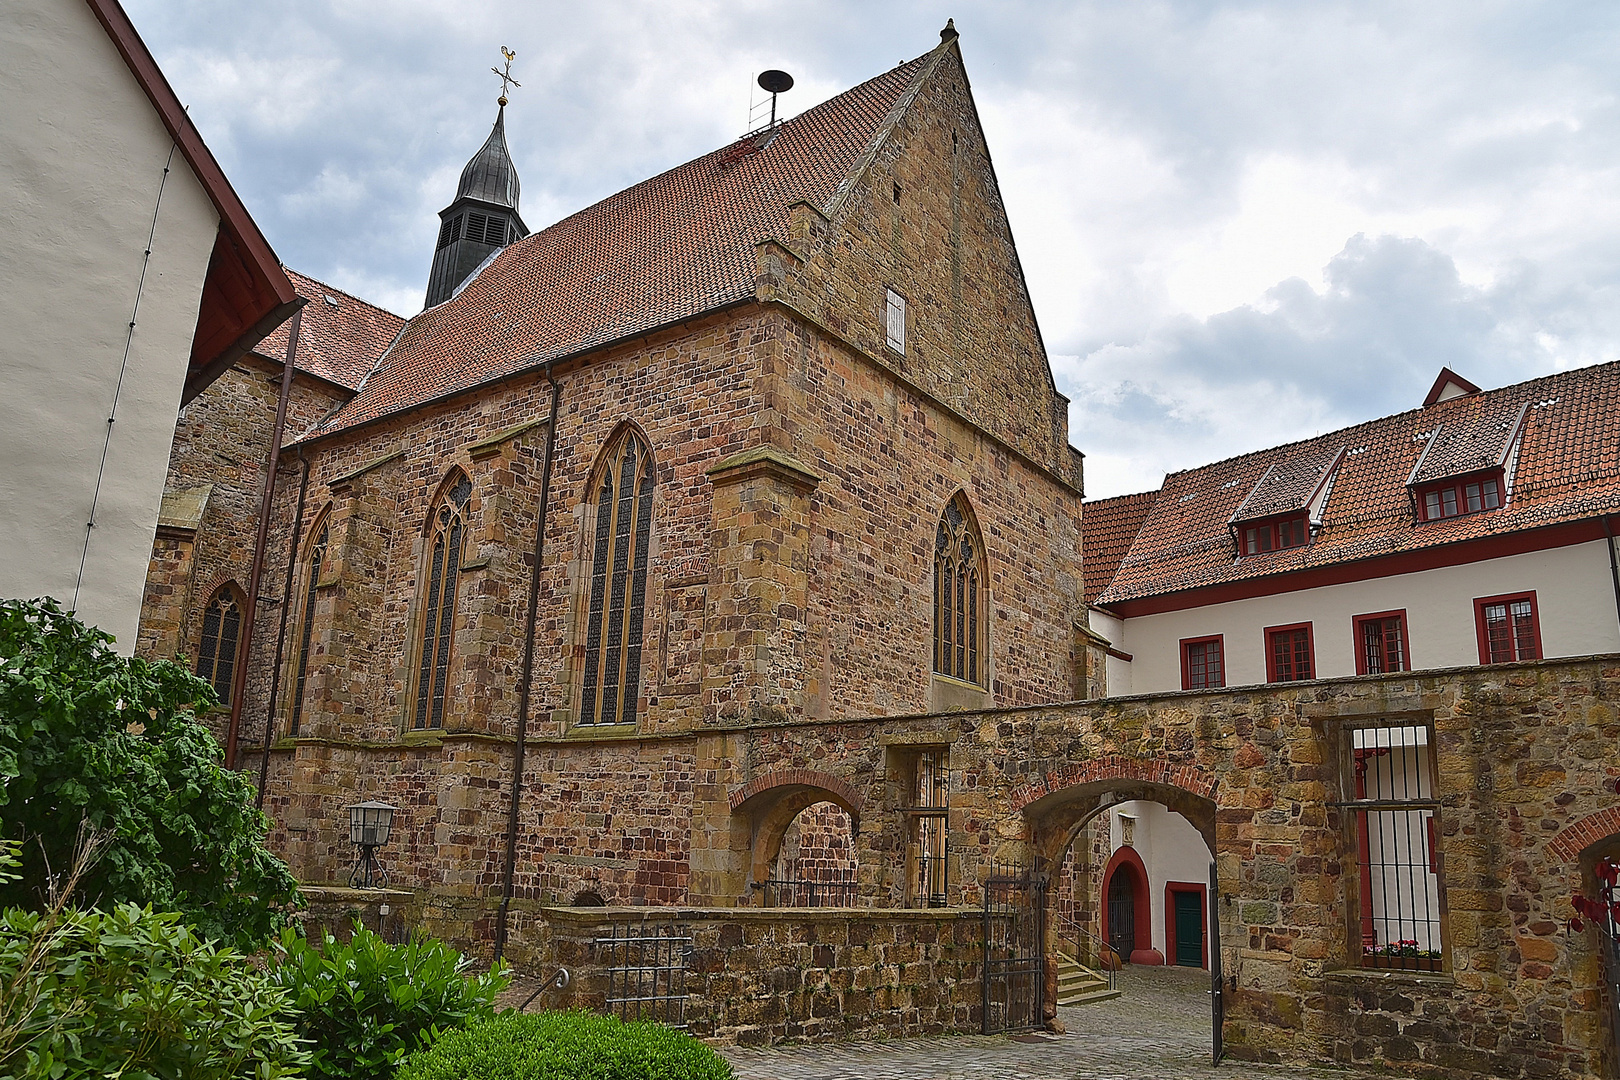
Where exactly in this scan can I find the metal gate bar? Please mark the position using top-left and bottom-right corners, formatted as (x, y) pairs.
(593, 920), (692, 1029)
(982, 861), (1046, 1035)
(1210, 859), (1224, 1065)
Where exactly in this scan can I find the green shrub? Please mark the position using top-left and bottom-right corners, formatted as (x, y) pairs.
(268, 923), (509, 1080)
(398, 1011), (734, 1080)
(0, 597), (299, 948)
(0, 898), (308, 1079)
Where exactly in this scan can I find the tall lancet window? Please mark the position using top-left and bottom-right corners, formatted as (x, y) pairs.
(579, 429), (655, 726)
(933, 494), (987, 687)
(289, 515), (330, 736)
(414, 474), (472, 730)
(196, 584), (244, 706)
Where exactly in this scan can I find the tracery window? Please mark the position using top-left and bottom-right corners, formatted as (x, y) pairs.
(579, 430), (655, 726)
(196, 584), (244, 706)
(932, 494), (986, 686)
(289, 516), (330, 736)
(414, 474), (472, 730)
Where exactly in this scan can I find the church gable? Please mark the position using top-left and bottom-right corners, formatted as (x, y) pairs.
(775, 35), (1069, 477)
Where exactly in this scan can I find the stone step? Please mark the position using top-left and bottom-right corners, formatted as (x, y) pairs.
(1051, 951), (1116, 1007)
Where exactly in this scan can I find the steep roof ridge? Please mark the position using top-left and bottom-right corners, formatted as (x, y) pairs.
(822, 41), (954, 219)
(282, 267), (400, 317)
(1157, 361), (1609, 486)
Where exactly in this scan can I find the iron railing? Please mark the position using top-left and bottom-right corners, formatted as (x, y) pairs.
(760, 876), (858, 907)
(982, 861), (1046, 1035)
(593, 921), (692, 1028)
(1051, 905), (1117, 994)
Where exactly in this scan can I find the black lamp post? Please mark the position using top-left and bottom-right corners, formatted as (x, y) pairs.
(347, 801), (396, 889)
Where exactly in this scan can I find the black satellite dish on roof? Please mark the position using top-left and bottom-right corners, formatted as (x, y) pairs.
(757, 70), (794, 126)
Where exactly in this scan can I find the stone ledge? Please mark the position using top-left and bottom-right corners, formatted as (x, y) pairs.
(468, 417), (549, 459)
(1322, 966), (1457, 989)
(541, 905), (979, 924)
(706, 445), (821, 491)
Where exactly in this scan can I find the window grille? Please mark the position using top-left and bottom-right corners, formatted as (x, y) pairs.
(1349, 724), (1443, 970)
(1182, 636), (1224, 690)
(414, 475), (472, 730)
(289, 519), (330, 736)
(909, 749), (949, 907)
(195, 586), (243, 706)
(594, 921), (691, 1028)
(933, 495), (985, 686)
(885, 289), (906, 353)
(1267, 624), (1314, 682)
(579, 431), (655, 726)
(1477, 593), (1539, 664)
(1356, 613), (1408, 674)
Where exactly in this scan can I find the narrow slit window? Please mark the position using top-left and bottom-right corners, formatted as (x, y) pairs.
(933, 494), (986, 687)
(195, 586), (243, 706)
(289, 519), (330, 736)
(910, 748), (948, 907)
(579, 430), (655, 726)
(414, 475), (472, 729)
(885, 289), (906, 354)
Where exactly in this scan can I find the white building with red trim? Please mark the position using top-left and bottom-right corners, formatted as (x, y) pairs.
(1083, 364), (1620, 697)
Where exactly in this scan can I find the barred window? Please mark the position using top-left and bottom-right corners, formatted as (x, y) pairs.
(196, 585), (243, 706)
(414, 474), (472, 730)
(579, 430), (655, 726)
(1349, 724), (1443, 970)
(1355, 611), (1409, 675)
(910, 748), (949, 908)
(289, 517), (330, 736)
(933, 494), (986, 686)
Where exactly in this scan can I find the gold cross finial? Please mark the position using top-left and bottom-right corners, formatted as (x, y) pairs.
(492, 46), (520, 107)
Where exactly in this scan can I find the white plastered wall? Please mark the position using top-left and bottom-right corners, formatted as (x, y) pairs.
(1110, 800), (1212, 965)
(0, 0), (219, 651)
(1109, 539), (1619, 695)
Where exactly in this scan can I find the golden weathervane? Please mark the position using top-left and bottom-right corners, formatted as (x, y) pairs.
(493, 46), (520, 107)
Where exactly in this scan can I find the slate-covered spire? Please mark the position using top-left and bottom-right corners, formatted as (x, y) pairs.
(424, 105), (529, 309)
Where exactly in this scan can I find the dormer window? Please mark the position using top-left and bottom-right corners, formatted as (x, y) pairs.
(1416, 472), (1501, 522)
(1241, 513), (1310, 556)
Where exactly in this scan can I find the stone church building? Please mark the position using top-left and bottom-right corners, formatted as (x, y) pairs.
(137, 25), (1620, 1080)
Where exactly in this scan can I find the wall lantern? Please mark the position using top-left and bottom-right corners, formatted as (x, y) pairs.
(347, 801), (396, 889)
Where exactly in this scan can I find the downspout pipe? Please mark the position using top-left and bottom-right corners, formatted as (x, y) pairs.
(257, 447), (310, 811)
(494, 369), (562, 964)
(1604, 515), (1620, 641)
(226, 301), (305, 771)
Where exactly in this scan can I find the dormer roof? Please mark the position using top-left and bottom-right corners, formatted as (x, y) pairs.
(1230, 446), (1344, 524)
(1422, 366), (1482, 407)
(1090, 361), (1620, 613)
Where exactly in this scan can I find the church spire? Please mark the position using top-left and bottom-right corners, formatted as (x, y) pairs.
(424, 48), (530, 310)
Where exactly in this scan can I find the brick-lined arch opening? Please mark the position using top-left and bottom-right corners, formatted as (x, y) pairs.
(1550, 807), (1620, 1077)
(729, 770), (864, 903)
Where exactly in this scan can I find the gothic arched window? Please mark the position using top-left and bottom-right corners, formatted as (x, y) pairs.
(289, 513), (330, 736)
(414, 473), (473, 730)
(933, 494), (986, 686)
(196, 584), (244, 706)
(579, 429), (655, 726)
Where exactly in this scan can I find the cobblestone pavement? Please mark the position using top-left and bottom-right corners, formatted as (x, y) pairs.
(721, 966), (1391, 1080)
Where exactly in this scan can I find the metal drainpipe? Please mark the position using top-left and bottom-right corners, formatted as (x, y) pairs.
(257, 447), (310, 811)
(1604, 515), (1620, 640)
(226, 302), (305, 771)
(494, 369), (563, 964)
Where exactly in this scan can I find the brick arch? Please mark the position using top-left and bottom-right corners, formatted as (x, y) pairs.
(728, 769), (864, 817)
(1008, 755), (1219, 815)
(1549, 806), (1620, 863)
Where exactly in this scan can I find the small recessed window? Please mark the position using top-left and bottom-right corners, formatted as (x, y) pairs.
(1241, 514), (1309, 555)
(885, 289), (906, 354)
(893, 181), (903, 204)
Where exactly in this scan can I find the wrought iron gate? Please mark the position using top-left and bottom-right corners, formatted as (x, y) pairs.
(593, 920), (692, 1028)
(1210, 859), (1224, 1065)
(982, 862), (1046, 1035)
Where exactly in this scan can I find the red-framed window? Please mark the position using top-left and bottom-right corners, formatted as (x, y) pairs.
(1474, 591), (1540, 664)
(1180, 636), (1225, 690)
(1265, 622), (1315, 682)
(1239, 513), (1309, 556)
(1353, 610), (1409, 675)
(1414, 470), (1502, 522)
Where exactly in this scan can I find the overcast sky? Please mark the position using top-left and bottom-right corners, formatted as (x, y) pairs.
(125, 1), (1620, 498)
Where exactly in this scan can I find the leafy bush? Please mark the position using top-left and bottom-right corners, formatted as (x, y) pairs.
(0, 895), (308, 1079)
(0, 597), (298, 948)
(398, 1011), (735, 1080)
(268, 923), (509, 1080)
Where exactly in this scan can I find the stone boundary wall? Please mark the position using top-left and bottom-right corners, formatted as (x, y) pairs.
(540, 906), (986, 1046)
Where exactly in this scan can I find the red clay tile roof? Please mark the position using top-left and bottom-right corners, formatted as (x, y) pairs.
(254, 268), (404, 392)
(1231, 445), (1344, 523)
(1094, 362), (1620, 608)
(1408, 398), (1527, 485)
(1082, 490), (1158, 605)
(303, 48), (943, 439)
